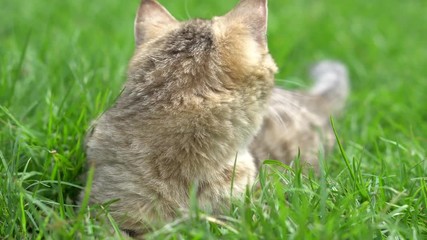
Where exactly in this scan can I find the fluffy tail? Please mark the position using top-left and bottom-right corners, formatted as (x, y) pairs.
(308, 60), (350, 114)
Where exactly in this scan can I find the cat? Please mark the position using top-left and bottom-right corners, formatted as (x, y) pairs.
(84, 0), (276, 236)
(82, 0), (348, 238)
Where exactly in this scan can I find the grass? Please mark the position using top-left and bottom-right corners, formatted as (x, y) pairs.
(1, 0), (426, 239)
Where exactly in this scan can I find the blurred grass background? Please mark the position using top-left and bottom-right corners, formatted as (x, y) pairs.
(1, 0), (426, 239)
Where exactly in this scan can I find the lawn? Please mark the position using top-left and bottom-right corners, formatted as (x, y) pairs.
(1, 0), (426, 239)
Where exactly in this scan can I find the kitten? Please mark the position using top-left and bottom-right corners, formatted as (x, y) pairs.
(83, 0), (349, 237)
(84, 0), (277, 236)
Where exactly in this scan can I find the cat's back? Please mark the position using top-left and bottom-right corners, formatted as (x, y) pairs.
(83, 0), (277, 233)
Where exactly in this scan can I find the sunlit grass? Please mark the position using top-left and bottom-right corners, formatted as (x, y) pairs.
(1, 0), (426, 239)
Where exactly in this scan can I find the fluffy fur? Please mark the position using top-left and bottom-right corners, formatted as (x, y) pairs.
(82, 0), (349, 237)
(84, 0), (277, 236)
(250, 61), (349, 170)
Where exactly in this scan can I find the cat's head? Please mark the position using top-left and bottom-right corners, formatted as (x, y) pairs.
(128, 0), (277, 102)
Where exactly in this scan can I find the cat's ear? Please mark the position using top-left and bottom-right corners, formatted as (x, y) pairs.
(223, 0), (268, 47)
(134, 0), (178, 46)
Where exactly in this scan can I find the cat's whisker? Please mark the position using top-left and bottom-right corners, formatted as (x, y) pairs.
(268, 106), (287, 128)
(184, 0), (193, 19)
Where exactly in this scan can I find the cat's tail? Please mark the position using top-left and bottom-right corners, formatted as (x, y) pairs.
(308, 60), (350, 115)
